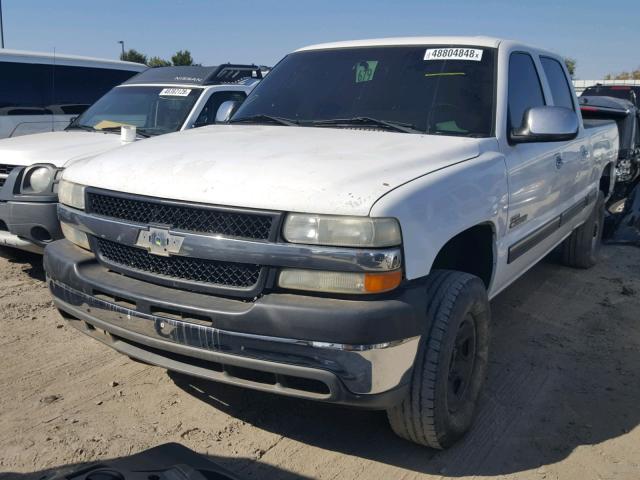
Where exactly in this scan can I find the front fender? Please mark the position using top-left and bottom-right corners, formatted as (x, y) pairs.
(369, 151), (508, 286)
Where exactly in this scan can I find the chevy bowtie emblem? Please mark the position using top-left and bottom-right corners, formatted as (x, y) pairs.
(135, 227), (184, 257)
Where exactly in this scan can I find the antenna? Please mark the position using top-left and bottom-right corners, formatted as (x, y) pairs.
(0, 0), (5, 48)
(51, 47), (56, 132)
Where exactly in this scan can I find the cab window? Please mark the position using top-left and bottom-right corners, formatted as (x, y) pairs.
(540, 57), (575, 110)
(508, 53), (546, 131)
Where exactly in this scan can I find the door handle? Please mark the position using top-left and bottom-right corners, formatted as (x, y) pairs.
(555, 154), (563, 169)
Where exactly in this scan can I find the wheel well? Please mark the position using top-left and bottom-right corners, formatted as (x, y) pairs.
(600, 162), (613, 197)
(431, 224), (495, 288)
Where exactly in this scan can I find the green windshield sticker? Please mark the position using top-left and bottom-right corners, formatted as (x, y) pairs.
(436, 120), (467, 133)
(355, 61), (378, 83)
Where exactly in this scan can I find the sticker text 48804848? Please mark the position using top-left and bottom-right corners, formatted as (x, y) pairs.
(424, 48), (483, 62)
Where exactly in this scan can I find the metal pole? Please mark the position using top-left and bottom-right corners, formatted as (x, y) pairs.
(0, 0), (5, 49)
(118, 40), (125, 58)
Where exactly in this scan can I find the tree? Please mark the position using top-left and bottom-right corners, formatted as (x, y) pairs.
(120, 49), (147, 65)
(564, 58), (576, 78)
(119, 47), (198, 68)
(171, 50), (194, 66)
(604, 67), (640, 80)
(148, 56), (171, 68)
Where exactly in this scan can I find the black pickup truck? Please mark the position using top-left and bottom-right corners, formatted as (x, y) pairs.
(579, 94), (640, 203)
(579, 92), (640, 243)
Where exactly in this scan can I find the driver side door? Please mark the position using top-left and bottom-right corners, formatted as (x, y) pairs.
(499, 52), (566, 282)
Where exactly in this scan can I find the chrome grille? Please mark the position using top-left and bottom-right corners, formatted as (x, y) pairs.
(86, 191), (275, 240)
(96, 238), (261, 289)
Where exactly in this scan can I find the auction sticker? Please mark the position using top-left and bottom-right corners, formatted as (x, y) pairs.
(424, 48), (483, 61)
(159, 88), (192, 96)
(355, 61), (379, 83)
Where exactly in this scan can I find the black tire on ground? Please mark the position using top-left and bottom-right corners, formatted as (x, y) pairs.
(386, 270), (490, 449)
(561, 191), (605, 269)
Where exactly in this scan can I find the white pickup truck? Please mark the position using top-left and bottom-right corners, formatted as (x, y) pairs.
(0, 64), (263, 253)
(45, 36), (618, 448)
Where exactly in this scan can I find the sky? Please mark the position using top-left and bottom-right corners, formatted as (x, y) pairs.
(2, 0), (639, 79)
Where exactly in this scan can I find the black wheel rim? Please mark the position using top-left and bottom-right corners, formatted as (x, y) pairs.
(447, 314), (477, 413)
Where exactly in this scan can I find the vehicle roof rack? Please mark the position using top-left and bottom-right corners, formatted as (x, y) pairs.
(122, 64), (268, 87)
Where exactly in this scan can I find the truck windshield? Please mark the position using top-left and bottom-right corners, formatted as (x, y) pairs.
(233, 46), (496, 137)
(69, 86), (202, 136)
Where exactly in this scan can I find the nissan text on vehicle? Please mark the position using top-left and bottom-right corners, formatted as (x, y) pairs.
(0, 64), (263, 253)
(44, 37), (618, 448)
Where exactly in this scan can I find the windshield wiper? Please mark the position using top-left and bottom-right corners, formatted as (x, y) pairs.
(66, 124), (97, 132)
(310, 117), (423, 134)
(230, 114), (300, 127)
(136, 128), (159, 137)
(98, 126), (151, 138)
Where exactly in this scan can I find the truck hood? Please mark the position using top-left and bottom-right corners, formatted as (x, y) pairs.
(64, 125), (485, 216)
(0, 131), (126, 168)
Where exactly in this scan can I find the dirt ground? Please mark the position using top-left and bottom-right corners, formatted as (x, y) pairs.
(0, 244), (639, 480)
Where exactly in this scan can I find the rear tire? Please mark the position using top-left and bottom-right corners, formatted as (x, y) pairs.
(561, 191), (605, 269)
(386, 270), (490, 449)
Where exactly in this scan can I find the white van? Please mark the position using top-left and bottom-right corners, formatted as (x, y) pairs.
(0, 64), (263, 252)
(0, 49), (146, 139)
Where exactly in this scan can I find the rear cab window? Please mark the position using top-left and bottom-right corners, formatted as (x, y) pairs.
(540, 57), (575, 110)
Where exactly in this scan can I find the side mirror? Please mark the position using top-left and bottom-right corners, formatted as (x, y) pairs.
(510, 106), (579, 143)
(215, 100), (241, 124)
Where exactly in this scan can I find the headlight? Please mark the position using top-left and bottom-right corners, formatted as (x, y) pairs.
(27, 167), (53, 192)
(278, 268), (402, 294)
(21, 165), (57, 194)
(58, 180), (86, 210)
(283, 214), (401, 247)
(60, 222), (91, 250)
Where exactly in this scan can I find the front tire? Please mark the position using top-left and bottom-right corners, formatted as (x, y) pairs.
(561, 191), (605, 269)
(387, 270), (490, 449)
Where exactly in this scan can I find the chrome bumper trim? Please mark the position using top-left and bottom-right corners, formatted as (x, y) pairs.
(50, 280), (419, 394)
(0, 231), (42, 253)
(58, 205), (402, 273)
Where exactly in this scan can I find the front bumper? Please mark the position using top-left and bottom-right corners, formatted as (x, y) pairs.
(45, 240), (426, 408)
(0, 200), (61, 252)
(0, 166), (62, 252)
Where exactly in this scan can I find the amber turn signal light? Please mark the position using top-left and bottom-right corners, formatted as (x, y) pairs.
(278, 268), (403, 294)
(363, 270), (403, 293)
